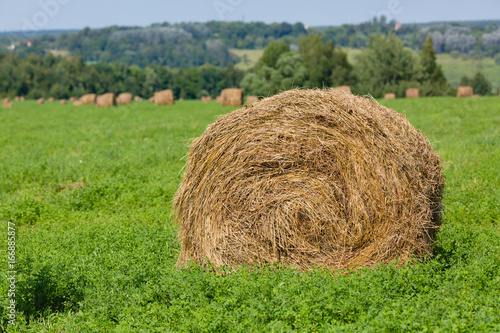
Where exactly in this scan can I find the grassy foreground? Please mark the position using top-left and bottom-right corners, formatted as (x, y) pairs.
(1, 97), (499, 332)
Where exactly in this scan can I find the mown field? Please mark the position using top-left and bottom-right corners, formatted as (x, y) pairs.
(1, 97), (499, 332)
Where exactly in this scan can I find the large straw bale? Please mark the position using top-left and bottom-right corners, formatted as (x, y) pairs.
(331, 85), (351, 94)
(96, 93), (116, 107)
(457, 86), (473, 98)
(80, 94), (97, 105)
(3, 98), (9, 103)
(201, 96), (213, 103)
(117, 92), (133, 105)
(221, 88), (243, 107)
(20, 96), (25, 101)
(384, 93), (396, 99)
(37, 98), (45, 104)
(2, 101), (13, 108)
(134, 96), (144, 102)
(14, 96), (20, 101)
(174, 89), (444, 271)
(60, 99), (67, 105)
(154, 89), (175, 106)
(406, 88), (420, 98)
(48, 97), (55, 102)
(246, 96), (259, 103)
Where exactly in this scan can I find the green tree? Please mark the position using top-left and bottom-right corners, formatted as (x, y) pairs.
(258, 41), (291, 69)
(472, 71), (492, 96)
(355, 34), (422, 97)
(420, 36), (446, 84)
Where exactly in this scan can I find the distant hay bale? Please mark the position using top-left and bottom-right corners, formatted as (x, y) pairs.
(331, 85), (351, 94)
(37, 98), (45, 104)
(69, 97), (77, 102)
(201, 96), (213, 103)
(20, 96), (25, 101)
(246, 95), (260, 103)
(154, 89), (175, 106)
(384, 93), (396, 99)
(14, 96), (20, 101)
(48, 97), (55, 102)
(117, 92), (133, 105)
(174, 89), (444, 271)
(216, 96), (223, 103)
(60, 99), (67, 105)
(80, 94), (97, 105)
(472, 94), (480, 98)
(3, 98), (8, 103)
(2, 101), (13, 108)
(406, 88), (420, 98)
(73, 101), (83, 106)
(179, 98), (184, 102)
(134, 96), (144, 102)
(96, 93), (116, 107)
(221, 88), (243, 107)
(457, 86), (473, 98)
(148, 97), (155, 103)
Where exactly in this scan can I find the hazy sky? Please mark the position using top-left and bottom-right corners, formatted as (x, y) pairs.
(0, 0), (499, 32)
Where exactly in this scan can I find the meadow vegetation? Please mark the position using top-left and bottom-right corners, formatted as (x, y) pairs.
(1, 97), (499, 331)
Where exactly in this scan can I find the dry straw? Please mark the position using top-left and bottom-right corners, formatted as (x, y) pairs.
(155, 89), (175, 106)
(96, 93), (116, 107)
(48, 97), (55, 102)
(134, 96), (144, 102)
(117, 92), (133, 105)
(457, 86), (473, 98)
(60, 99), (67, 105)
(174, 89), (444, 271)
(406, 88), (420, 98)
(2, 101), (13, 108)
(201, 96), (213, 103)
(20, 96), (25, 101)
(80, 94), (97, 105)
(221, 88), (244, 107)
(37, 98), (45, 104)
(384, 93), (396, 99)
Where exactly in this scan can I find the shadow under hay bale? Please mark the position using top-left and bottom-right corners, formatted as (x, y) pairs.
(96, 93), (116, 107)
(154, 89), (175, 106)
(221, 88), (243, 107)
(80, 94), (97, 105)
(174, 89), (444, 271)
(117, 92), (133, 105)
(457, 86), (473, 98)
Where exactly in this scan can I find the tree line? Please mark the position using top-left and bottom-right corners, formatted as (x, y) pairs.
(0, 33), (495, 100)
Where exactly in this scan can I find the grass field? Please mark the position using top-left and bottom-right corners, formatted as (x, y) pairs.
(1, 97), (499, 331)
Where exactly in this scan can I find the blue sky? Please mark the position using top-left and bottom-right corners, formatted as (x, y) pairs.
(0, 0), (499, 32)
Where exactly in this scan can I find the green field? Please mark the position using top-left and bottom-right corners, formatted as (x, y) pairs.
(1, 97), (499, 331)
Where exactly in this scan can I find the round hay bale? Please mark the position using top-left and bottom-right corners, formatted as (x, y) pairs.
(20, 96), (25, 101)
(174, 89), (444, 271)
(221, 88), (243, 107)
(154, 89), (175, 106)
(246, 95), (260, 103)
(69, 97), (77, 102)
(48, 97), (55, 102)
(2, 101), (13, 108)
(3, 98), (9, 103)
(37, 98), (45, 104)
(73, 101), (83, 106)
(201, 96), (213, 103)
(148, 96), (155, 103)
(134, 96), (144, 102)
(117, 92), (133, 105)
(60, 99), (67, 105)
(80, 94), (97, 105)
(384, 93), (396, 99)
(96, 93), (116, 107)
(457, 86), (473, 98)
(406, 88), (420, 99)
(331, 85), (351, 94)
(14, 96), (20, 102)
(216, 96), (223, 103)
